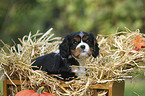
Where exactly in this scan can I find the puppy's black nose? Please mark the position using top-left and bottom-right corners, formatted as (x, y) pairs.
(80, 45), (85, 49)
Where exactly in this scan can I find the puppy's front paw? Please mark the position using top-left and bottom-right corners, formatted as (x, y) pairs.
(61, 72), (77, 81)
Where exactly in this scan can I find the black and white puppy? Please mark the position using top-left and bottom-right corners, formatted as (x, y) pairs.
(32, 31), (99, 81)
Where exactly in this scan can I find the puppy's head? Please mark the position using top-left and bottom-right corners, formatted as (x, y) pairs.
(59, 31), (99, 59)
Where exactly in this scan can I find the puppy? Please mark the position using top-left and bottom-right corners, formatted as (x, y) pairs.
(32, 31), (99, 81)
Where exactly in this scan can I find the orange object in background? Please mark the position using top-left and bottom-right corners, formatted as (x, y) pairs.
(132, 35), (145, 51)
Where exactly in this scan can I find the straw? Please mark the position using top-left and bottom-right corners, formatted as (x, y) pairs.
(0, 28), (145, 95)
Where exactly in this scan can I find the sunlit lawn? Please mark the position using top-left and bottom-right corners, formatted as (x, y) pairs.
(125, 79), (145, 96)
(0, 79), (145, 95)
(0, 79), (2, 95)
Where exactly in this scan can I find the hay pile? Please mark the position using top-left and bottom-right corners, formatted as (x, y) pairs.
(0, 28), (145, 95)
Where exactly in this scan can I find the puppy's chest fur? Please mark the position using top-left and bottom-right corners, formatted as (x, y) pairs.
(71, 57), (87, 76)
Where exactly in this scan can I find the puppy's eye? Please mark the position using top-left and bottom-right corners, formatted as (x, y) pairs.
(73, 40), (77, 44)
(74, 41), (77, 44)
(86, 39), (89, 42)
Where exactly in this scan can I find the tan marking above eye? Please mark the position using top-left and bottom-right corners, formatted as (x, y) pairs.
(83, 36), (89, 41)
(74, 37), (80, 42)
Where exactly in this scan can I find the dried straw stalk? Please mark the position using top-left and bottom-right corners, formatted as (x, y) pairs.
(0, 28), (145, 95)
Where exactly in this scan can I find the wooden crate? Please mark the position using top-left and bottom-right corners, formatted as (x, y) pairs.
(3, 77), (125, 96)
(61, 80), (125, 96)
(3, 77), (23, 96)
(90, 80), (125, 96)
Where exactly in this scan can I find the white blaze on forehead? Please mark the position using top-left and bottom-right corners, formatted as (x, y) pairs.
(79, 32), (84, 38)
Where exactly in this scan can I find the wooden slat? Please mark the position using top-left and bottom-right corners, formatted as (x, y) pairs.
(6, 80), (22, 85)
(3, 77), (7, 96)
(61, 83), (110, 89)
(4, 78), (125, 96)
(90, 83), (109, 89)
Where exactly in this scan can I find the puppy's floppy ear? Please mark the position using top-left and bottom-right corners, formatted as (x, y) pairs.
(90, 33), (99, 58)
(59, 35), (71, 58)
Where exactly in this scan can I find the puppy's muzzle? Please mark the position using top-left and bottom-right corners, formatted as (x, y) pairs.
(80, 45), (85, 49)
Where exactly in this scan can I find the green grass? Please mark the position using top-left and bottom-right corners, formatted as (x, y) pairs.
(0, 79), (145, 96)
(125, 79), (145, 96)
(0, 79), (3, 95)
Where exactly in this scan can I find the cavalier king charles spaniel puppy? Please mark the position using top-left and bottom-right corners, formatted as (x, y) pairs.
(32, 31), (99, 81)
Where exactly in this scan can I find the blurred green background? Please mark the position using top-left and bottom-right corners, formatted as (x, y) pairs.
(0, 0), (145, 95)
(0, 0), (145, 46)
